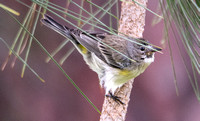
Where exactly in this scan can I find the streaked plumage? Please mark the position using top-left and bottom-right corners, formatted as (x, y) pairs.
(41, 14), (161, 96)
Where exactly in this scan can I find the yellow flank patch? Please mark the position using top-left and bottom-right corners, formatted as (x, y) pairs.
(119, 70), (131, 76)
(78, 44), (88, 54)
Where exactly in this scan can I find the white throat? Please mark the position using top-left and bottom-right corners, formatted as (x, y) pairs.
(144, 53), (155, 63)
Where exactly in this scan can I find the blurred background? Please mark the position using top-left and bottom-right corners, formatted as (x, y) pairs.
(0, 0), (200, 121)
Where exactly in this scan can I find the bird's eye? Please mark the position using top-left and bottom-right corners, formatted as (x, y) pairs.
(140, 47), (145, 51)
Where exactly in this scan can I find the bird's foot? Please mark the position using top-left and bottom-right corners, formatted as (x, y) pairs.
(106, 91), (124, 105)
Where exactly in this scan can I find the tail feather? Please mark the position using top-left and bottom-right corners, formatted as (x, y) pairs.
(41, 14), (74, 41)
(41, 14), (90, 54)
(41, 14), (105, 61)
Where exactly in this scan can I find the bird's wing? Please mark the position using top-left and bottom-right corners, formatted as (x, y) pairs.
(71, 32), (132, 69)
(70, 30), (108, 62)
(98, 36), (132, 69)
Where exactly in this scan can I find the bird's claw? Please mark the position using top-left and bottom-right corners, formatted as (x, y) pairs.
(106, 91), (124, 105)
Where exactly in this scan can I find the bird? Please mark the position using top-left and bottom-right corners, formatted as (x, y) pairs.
(41, 14), (162, 104)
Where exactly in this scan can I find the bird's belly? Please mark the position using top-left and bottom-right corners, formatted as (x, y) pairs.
(114, 62), (151, 85)
(103, 62), (151, 94)
(108, 68), (141, 86)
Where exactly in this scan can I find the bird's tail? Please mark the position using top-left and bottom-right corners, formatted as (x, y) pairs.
(41, 14), (75, 41)
(41, 14), (89, 54)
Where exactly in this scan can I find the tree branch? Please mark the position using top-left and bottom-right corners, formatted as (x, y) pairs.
(100, 0), (147, 121)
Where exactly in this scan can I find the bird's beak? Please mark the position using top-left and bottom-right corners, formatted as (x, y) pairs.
(151, 46), (162, 52)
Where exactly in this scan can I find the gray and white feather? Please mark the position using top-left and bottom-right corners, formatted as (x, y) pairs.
(41, 14), (161, 95)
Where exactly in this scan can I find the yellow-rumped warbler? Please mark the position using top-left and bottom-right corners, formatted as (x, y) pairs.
(41, 14), (161, 104)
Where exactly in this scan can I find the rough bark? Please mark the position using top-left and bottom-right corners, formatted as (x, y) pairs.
(100, 0), (147, 121)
